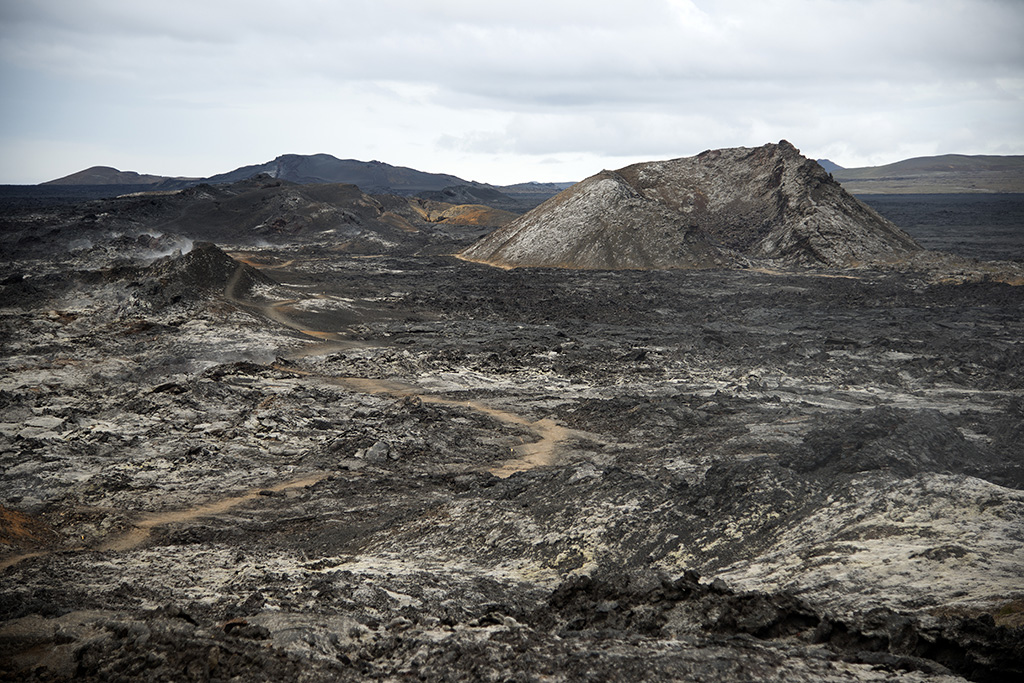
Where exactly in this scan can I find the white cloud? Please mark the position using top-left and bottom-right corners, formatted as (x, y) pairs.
(1, 0), (1022, 183)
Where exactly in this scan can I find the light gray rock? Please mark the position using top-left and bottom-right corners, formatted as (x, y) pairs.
(364, 440), (390, 463)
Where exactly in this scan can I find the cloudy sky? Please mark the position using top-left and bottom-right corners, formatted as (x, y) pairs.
(1, 0), (1022, 185)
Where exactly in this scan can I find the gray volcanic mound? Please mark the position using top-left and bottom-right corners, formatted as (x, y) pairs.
(148, 242), (274, 295)
(134, 242), (276, 310)
(460, 141), (922, 270)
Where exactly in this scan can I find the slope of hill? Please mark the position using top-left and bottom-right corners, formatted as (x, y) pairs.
(815, 159), (844, 173)
(460, 141), (920, 270)
(416, 183), (574, 214)
(202, 154), (470, 195)
(0, 175), (511, 263)
(416, 184), (514, 207)
(42, 166), (177, 186)
(833, 154), (1024, 194)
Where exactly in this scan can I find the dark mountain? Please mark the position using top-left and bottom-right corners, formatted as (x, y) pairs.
(36, 155), (475, 198)
(417, 181), (578, 214)
(202, 154), (471, 195)
(42, 166), (180, 186)
(35, 156), (575, 211)
(816, 159), (844, 173)
(460, 141), (921, 270)
(832, 154), (1024, 194)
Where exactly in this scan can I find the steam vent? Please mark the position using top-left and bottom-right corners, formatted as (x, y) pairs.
(460, 141), (921, 269)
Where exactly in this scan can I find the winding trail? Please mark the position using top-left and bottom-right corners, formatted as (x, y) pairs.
(333, 378), (581, 478)
(225, 259), (585, 478)
(224, 262), (358, 344)
(0, 550), (46, 572)
(0, 474), (328, 570)
(274, 367), (583, 478)
(96, 473), (329, 553)
(3, 257), (582, 570)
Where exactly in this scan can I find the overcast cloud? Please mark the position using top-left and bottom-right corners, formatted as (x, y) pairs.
(1, 0), (1022, 184)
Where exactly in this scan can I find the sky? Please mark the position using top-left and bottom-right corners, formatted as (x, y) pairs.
(1, 0), (1022, 185)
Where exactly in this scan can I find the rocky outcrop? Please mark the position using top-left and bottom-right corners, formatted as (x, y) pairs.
(461, 169), (730, 269)
(132, 242), (277, 310)
(460, 141), (921, 270)
(148, 242), (272, 295)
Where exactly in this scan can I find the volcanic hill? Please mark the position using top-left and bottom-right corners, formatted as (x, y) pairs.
(460, 141), (922, 270)
(41, 166), (176, 186)
(203, 154), (469, 195)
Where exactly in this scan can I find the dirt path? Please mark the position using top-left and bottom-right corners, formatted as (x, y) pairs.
(225, 259), (584, 479)
(228, 258), (582, 474)
(269, 367), (582, 478)
(224, 263), (354, 343)
(229, 255), (298, 270)
(2, 362), (573, 569)
(96, 473), (329, 552)
(326, 375), (583, 478)
(0, 474), (329, 569)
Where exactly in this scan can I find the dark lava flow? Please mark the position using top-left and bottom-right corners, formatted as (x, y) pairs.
(1, 195), (1023, 680)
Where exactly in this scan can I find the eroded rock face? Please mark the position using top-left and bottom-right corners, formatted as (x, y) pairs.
(460, 141), (921, 269)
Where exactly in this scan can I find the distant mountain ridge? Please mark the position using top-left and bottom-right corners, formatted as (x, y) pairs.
(815, 159), (844, 173)
(39, 155), (572, 210)
(201, 154), (471, 194)
(38, 154), (578, 212)
(43, 154), (475, 195)
(40, 151), (1024, 197)
(41, 166), (189, 186)
(831, 154), (1024, 194)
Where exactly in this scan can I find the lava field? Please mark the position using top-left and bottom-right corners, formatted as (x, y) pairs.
(1, 169), (1023, 681)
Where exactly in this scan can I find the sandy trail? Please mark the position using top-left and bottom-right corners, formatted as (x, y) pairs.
(262, 366), (581, 478)
(0, 474), (329, 569)
(225, 263), (355, 343)
(325, 375), (581, 478)
(229, 255), (298, 270)
(96, 473), (329, 552)
(0, 551), (47, 572)
(226, 259), (584, 479)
